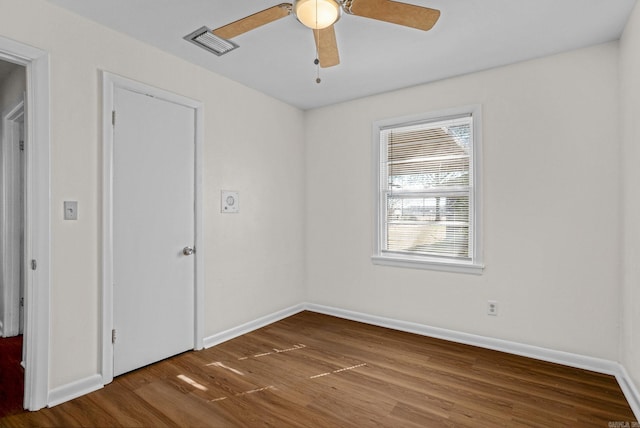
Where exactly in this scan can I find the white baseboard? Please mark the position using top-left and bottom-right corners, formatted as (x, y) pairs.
(616, 365), (640, 420)
(47, 374), (103, 408)
(305, 303), (619, 373)
(304, 303), (640, 421)
(202, 303), (305, 349)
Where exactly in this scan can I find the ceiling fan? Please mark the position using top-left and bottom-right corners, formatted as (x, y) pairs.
(204, 0), (440, 68)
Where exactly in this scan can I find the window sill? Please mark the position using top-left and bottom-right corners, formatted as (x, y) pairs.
(371, 254), (484, 275)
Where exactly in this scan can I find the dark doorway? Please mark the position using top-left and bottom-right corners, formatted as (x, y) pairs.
(0, 335), (24, 417)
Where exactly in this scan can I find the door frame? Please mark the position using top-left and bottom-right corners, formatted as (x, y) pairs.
(0, 37), (51, 411)
(101, 71), (204, 384)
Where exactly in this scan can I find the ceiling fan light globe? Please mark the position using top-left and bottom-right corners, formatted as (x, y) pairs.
(294, 0), (341, 30)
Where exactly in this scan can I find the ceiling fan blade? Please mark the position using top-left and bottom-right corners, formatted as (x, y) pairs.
(313, 25), (340, 68)
(212, 3), (292, 39)
(349, 0), (440, 31)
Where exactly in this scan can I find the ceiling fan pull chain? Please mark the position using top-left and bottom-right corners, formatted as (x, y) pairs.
(314, 22), (321, 84)
(315, 1), (322, 83)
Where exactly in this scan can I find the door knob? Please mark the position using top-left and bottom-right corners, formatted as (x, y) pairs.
(182, 246), (194, 256)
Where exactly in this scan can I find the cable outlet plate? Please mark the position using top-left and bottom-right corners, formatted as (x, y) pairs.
(221, 191), (239, 213)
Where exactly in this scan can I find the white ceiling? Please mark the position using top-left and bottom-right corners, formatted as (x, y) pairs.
(46, 0), (636, 110)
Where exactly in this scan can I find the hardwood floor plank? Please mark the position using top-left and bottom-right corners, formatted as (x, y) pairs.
(85, 382), (176, 427)
(137, 382), (215, 426)
(1, 311), (636, 427)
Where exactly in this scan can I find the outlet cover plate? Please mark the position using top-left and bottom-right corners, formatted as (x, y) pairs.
(487, 300), (498, 316)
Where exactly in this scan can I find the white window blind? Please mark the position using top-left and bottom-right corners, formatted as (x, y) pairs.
(373, 108), (482, 273)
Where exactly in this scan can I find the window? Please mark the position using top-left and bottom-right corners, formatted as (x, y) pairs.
(372, 106), (483, 274)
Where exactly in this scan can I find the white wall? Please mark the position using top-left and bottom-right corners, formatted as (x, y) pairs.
(621, 0), (640, 392)
(0, 0), (305, 390)
(305, 42), (621, 360)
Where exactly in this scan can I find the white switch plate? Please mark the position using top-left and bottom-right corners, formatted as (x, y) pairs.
(221, 191), (239, 213)
(64, 201), (78, 220)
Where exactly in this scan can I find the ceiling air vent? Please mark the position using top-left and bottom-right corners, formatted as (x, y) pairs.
(184, 26), (238, 56)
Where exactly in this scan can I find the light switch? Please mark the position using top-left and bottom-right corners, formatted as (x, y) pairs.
(64, 201), (78, 220)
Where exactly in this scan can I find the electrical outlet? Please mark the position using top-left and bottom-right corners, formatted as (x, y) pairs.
(487, 300), (498, 316)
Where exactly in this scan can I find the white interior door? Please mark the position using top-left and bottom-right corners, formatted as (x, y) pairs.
(1, 99), (25, 339)
(112, 86), (195, 376)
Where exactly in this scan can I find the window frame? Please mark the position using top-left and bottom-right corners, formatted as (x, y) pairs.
(372, 105), (484, 274)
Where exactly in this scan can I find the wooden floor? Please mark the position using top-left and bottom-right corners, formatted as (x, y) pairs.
(1, 311), (636, 427)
